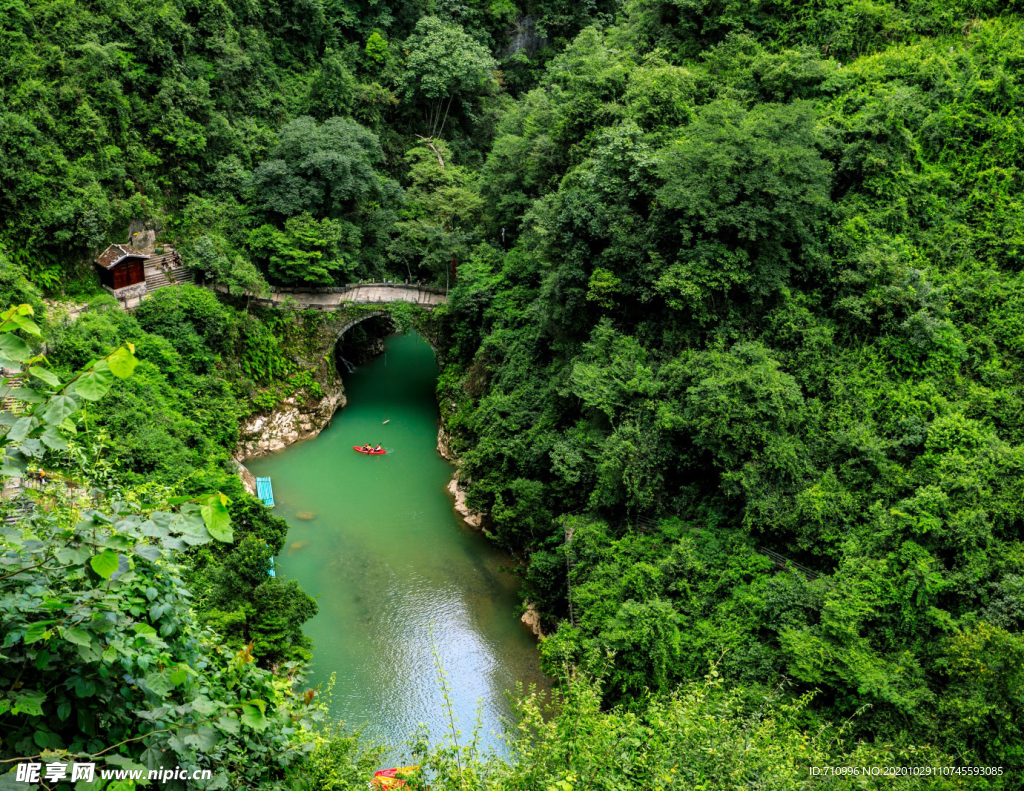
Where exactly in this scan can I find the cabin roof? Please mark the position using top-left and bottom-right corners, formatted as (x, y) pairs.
(96, 244), (150, 270)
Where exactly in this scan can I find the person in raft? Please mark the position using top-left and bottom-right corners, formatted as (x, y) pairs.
(362, 443), (373, 452)
(374, 445), (382, 452)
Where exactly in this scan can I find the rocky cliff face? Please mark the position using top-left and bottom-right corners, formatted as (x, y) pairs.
(235, 373), (346, 460)
(521, 604), (546, 640)
(502, 16), (549, 59)
(438, 423), (488, 529)
(436, 424), (455, 462)
(446, 476), (485, 529)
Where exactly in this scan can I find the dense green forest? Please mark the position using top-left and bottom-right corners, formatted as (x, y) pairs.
(2, 0), (1024, 787)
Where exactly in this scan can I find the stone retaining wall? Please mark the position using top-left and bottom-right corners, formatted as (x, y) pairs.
(105, 281), (148, 309)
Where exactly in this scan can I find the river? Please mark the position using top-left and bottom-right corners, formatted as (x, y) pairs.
(247, 331), (548, 756)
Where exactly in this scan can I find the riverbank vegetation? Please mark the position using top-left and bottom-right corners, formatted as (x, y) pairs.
(435, 4), (1024, 780)
(2, 0), (1023, 787)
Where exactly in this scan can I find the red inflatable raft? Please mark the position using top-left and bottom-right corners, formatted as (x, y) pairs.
(353, 446), (386, 455)
(371, 767), (417, 789)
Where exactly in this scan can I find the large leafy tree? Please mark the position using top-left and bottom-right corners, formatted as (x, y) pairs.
(391, 140), (483, 284)
(654, 99), (831, 319)
(249, 213), (356, 286)
(400, 16), (498, 138)
(250, 117), (399, 282)
(252, 116), (390, 221)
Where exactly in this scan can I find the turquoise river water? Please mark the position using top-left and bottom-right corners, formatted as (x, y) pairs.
(247, 331), (547, 756)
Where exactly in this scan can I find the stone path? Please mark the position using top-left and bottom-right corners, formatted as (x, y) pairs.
(338, 284), (447, 307)
(240, 283), (447, 310)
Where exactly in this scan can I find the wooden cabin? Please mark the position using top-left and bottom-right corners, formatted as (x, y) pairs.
(95, 244), (149, 290)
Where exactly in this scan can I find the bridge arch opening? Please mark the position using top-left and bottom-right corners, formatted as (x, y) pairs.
(334, 313), (395, 374)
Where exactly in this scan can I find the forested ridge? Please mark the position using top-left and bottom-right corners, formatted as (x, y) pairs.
(2, 0), (1023, 788)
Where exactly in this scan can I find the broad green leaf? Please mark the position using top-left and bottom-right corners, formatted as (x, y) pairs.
(89, 549), (119, 579)
(200, 498), (233, 543)
(91, 611), (117, 633)
(216, 714), (240, 734)
(42, 394), (77, 425)
(101, 534), (134, 550)
(9, 386), (45, 403)
(240, 704), (269, 731)
(0, 333), (30, 362)
(151, 511), (184, 530)
(11, 690), (45, 716)
(104, 755), (149, 774)
(55, 547), (78, 564)
(143, 670), (174, 697)
(40, 426), (68, 451)
(140, 747), (162, 772)
(61, 627), (92, 647)
(20, 438), (43, 457)
(28, 366), (60, 387)
(7, 416), (37, 442)
(74, 364), (114, 401)
(183, 724), (221, 752)
(24, 622), (53, 644)
(139, 520), (165, 538)
(76, 642), (102, 663)
(179, 513), (207, 535)
(74, 372), (110, 401)
(107, 346), (138, 379)
(9, 313), (41, 336)
(109, 554), (131, 582)
(74, 678), (96, 698)
(133, 543), (162, 562)
(192, 697), (220, 716)
(180, 530), (211, 546)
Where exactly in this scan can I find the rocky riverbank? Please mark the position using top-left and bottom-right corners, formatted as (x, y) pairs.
(520, 604), (546, 639)
(446, 477), (485, 529)
(438, 424), (488, 531)
(438, 422), (545, 641)
(236, 374), (347, 460)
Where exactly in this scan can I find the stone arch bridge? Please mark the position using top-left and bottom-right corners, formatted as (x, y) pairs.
(231, 283), (447, 312)
(227, 281), (447, 351)
(231, 283), (447, 458)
